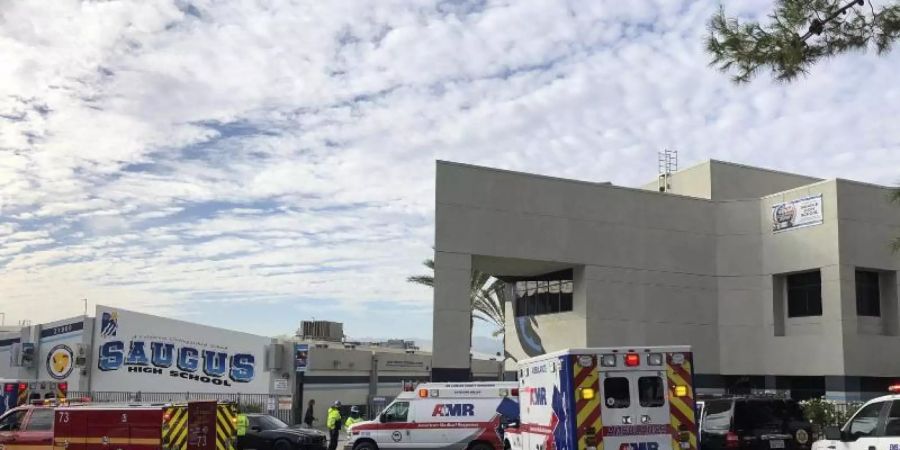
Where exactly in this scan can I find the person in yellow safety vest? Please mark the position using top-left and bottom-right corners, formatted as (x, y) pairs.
(236, 412), (249, 437)
(344, 406), (363, 437)
(326, 401), (342, 450)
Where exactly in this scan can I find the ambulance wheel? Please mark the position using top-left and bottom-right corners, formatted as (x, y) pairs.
(274, 439), (292, 450)
(353, 442), (378, 450)
(468, 442), (493, 450)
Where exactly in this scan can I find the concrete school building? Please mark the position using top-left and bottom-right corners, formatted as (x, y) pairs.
(0, 305), (501, 422)
(432, 159), (900, 400)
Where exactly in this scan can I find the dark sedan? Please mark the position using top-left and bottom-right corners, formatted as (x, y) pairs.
(238, 414), (327, 450)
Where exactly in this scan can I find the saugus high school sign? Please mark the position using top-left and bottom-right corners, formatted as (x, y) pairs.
(90, 306), (272, 393)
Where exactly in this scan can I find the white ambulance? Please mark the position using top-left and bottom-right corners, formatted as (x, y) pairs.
(346, 382), (520, 450)
(508, 346), (698, 450)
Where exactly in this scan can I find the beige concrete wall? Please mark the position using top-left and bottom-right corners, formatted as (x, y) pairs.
(436, 159), (900, 382)
(716, 181), (845, 376)
(836, 180), (900, 376)
(436, 161), (719, 373)
(641, 160), (712, 199)
(709, 161), (821, 200)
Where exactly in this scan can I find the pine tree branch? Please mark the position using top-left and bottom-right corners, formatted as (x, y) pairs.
(707, 0), (900, 83)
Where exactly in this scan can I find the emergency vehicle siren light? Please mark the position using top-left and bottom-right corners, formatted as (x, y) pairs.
(60, 382), (68, 391)
(625, 353), (640, 367)
(647, 353), (663, 366)
(418, 388), (428, 398)
(674, 385), (688, 397)
(4, 384), (13, 392)
(580, 388), (596, 400)
(19, 383), (27, 391)
(889, 384), (900, 393)
(430, 389), (439, 398)
(600, 354), (616, 367)
(511, 388), (519, 396)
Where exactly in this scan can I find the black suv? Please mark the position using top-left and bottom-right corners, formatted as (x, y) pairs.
(699, 397), (813, 450)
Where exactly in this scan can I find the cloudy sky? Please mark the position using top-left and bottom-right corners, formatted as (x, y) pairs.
(1, 0), (899, 343)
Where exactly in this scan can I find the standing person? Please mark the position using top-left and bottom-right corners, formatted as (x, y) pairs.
(236, 407), (249, 448)
(343, 406), (363, 437)
(326, 401), (342, 450)
(303, 399), (316, 427)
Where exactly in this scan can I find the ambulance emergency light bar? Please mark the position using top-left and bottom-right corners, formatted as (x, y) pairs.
(599, 351), (667, 367)
(889, 384), (900, 393)
(417, 387), (519, 398)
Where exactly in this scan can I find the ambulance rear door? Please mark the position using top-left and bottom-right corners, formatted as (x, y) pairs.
(598, 350), (697, 450)
(600, 371), (671, 450)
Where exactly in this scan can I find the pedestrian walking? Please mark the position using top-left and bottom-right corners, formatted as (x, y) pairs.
(303, 399), (316, 427)
(326, 401), (342, 450)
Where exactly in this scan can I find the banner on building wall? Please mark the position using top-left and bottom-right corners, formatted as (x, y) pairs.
(91, 306), (271, 393)
(38, 320), (86, 385)
(294, 344), (309, 373)
(772, 194), (823, 232)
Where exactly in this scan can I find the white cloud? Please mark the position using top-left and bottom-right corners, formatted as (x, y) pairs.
(1, 0), (899, 337)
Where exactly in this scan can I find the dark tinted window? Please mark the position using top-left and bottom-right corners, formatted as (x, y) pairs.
(856, 270), (881, 317)
(383, 401), (409, 423)
(25, 409), (53, 431)
(514, 278), (573, 317)
(787, 271), (822, 318)
(703, 401), (732, 433)
(604, 377), (630, 409)
(0, 410), (26, 431)
(734, 400), (805, 431)
(847, 402), (884, 438)
(885, 401), (900, 437)
(638, 377), (665, 407)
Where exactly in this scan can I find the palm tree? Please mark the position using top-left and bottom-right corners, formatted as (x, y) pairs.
(408, 258), (507, 337)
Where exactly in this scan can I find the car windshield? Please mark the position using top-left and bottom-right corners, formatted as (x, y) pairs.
(257, 415), (288, 430)
(734, 400), (805, 430)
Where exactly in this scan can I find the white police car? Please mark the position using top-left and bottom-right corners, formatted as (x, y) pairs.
(812, 386), (900, 450)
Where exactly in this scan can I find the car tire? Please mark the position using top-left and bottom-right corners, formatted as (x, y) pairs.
(469, 443), (493, 450)
(274, 439), (292, 450)
(353, 442), (378, 450)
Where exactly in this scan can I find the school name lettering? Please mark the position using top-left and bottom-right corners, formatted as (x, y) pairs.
(98, 340), (255, 384)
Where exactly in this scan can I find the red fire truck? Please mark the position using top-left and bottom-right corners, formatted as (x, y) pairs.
(0, 400), (237, 450)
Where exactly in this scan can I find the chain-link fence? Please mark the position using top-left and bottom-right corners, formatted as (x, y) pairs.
(67, 391), (293, 424)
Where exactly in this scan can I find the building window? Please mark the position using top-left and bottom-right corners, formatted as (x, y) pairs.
(787, 271), (822, 318)
(856, 270), (881, 317)
(514, 278), (573, 317)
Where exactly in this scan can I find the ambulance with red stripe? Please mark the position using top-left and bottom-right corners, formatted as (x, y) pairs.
(507, 346), (698, 450)
(346, 382), (520, 450)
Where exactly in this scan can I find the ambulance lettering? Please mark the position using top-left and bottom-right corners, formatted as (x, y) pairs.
(620, 443), (660, 450)
(529, 387), (547, 405)
(431, 403), (475, 416)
